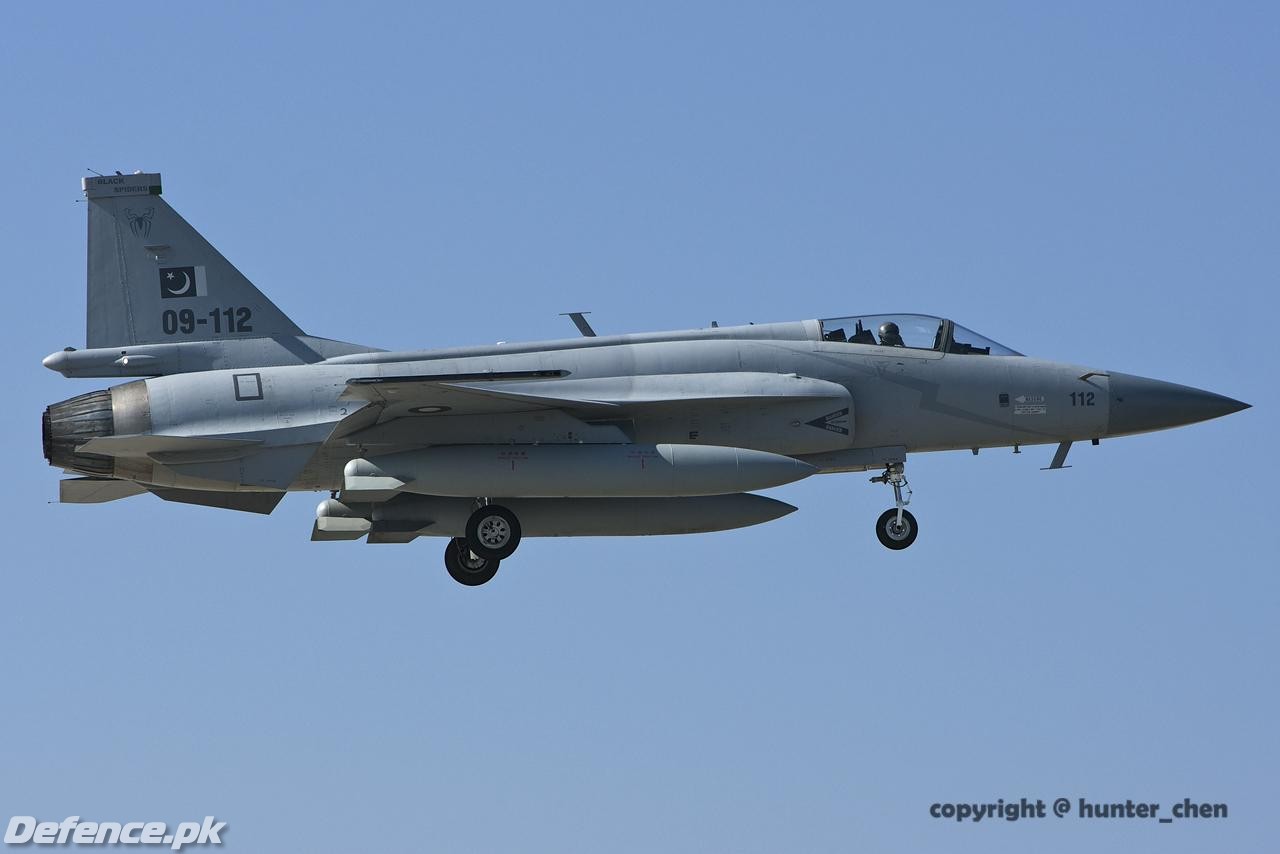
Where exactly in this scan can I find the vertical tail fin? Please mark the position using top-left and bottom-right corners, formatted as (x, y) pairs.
(84, 173), (304, 348)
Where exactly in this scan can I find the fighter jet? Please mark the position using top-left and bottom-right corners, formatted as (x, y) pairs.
(42, 173), (1250, 585)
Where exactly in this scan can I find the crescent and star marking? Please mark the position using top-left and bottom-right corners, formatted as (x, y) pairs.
(168, 270), (192, 296)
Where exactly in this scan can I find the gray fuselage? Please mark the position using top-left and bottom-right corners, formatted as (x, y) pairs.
(119, 320), (1109, 493)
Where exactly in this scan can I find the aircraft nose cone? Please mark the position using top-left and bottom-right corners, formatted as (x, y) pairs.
(1107, 372), (1250, 437)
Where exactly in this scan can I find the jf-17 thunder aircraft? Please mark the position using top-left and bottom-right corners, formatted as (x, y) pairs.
(43, 173), (1249, 585)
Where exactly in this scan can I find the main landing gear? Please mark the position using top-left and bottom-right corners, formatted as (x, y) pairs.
(444, 538), (500, 586)
(443, 502), (523, 586)
(870, 462), (918, 550)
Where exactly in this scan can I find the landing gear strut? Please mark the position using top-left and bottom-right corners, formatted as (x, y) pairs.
(870, 462), (918, 550)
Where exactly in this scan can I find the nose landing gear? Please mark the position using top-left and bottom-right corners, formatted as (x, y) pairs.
(871, 463), (918, 550)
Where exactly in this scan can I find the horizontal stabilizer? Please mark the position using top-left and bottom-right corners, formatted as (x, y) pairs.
(147, 487), (285, 515)
(59, 477), (147, 504)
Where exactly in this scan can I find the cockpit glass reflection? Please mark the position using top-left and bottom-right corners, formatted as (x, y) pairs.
(818, 314), (1022, 356)
(948, 322), (1022, 356)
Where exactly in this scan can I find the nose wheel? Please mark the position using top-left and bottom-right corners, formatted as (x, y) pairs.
(875, 507), (918, 549)
(871, 463), (918, 550)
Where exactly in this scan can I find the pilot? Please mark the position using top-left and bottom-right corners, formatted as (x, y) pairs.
(878, 321), (905, 347)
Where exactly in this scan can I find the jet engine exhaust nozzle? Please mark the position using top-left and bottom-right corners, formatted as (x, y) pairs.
(42, 381), (152, 477)
(42, 390), (115, 476)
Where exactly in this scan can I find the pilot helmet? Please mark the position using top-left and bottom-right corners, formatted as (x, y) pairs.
(879, 321), (900, 337)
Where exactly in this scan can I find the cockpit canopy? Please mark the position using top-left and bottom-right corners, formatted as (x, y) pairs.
(818, 314), (1022, 356)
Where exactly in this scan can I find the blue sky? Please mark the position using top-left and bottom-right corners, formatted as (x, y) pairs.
(2, 2), (1276, 851)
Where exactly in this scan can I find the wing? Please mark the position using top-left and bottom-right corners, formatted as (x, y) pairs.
(331, 369), (853, 450)
(76, 435), (261, 462)
(339, 369), (612, 419)
(340, 370), (848, 421)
